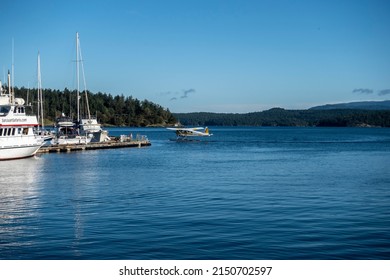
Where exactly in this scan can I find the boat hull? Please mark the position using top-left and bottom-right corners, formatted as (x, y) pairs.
(0, 134), (44, 160)
(54, 135), (91, 145)
(89, 130), (110, 143)
(0, 144), (42, 160)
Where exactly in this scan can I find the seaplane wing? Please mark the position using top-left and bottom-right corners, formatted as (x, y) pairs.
(167, 127), (213, 137)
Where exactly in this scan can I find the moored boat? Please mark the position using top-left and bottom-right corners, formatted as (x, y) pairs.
(0, 74), (45, 160)
(79, 118), (110, 142)
(52, 32), (108, 145)
(53, 114), (91, 145)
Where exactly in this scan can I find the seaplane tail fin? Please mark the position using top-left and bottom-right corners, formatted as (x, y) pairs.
(205, 127), (209, 135)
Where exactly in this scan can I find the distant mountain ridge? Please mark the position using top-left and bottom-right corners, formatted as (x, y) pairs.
(310, 100), (390, 110)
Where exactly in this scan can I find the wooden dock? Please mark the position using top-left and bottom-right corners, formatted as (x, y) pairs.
(38, 140), (151, 154)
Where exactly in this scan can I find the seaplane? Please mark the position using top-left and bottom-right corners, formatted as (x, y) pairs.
(167, 127), (213, 141)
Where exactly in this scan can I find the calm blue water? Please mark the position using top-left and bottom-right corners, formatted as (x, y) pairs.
(1, 127), (389, 259)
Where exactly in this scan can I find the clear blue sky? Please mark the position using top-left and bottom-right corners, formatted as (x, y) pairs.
(1, 0), (389, 113)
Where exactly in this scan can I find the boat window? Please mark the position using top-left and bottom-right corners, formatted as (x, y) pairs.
(18, 128), (22, 135)
(14, 106), (24, 114)
(0, 128), (2, 136)
(0, 106), (11, 116)
(7, 128), (12, 136)
(12, 128), (15, 135)
(23, 128), (29, 135)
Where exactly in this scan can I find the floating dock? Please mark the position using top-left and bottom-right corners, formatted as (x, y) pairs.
(38, 139), (151, 154)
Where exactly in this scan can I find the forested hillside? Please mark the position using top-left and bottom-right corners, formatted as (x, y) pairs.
(11, 86), (390, 127)
(174, 108), (390, 127)
(13, 87), (177, 126)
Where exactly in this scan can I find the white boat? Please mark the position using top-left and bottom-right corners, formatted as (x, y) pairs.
(0, 74), (45, 160)
(79, 118), (109, 142)
(53, 115), (91, 145)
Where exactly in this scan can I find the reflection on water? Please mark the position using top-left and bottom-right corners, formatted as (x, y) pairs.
(0, 156), (42, 214)
(0, 154), (103, 259)
(40, 152), (104, 259)
(0, 157), (42, 250)
(1, 127), (390, 259)
(0, 156), (42, 186)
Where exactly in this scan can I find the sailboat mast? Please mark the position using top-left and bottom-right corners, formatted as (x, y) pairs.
(37, 54), (40, 129)
(79, 47), (91, 119)
(7, 71), (11, 99)
(11, 38), (14, 105)
(26, 82), (29, 108)
(76, 32), (80, 124)
(37, 52), (44, 129)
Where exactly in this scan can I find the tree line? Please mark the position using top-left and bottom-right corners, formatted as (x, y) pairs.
(11, 86), (390, 127)
(174, 108), (390, 127)
(13, 87), (177, 126)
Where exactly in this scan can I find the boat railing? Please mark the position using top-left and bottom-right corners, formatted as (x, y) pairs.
(119, 134), (149, 143)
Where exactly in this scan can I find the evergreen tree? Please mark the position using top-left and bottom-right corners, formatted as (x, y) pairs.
(12, 86), (177, 127)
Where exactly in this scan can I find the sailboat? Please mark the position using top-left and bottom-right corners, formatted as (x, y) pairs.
(53, 32), (108, 144)
(36, 52), (53, 144)
(76, 32), (109, 143)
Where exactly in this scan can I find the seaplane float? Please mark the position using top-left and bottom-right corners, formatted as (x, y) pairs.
(167, 127), (213, 141)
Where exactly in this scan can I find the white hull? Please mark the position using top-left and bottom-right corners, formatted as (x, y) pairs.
(0, 142), (43, 160)
(80, 118), (109, 143)
(89, 130), (110, 143)
(53, 136), (91, 145)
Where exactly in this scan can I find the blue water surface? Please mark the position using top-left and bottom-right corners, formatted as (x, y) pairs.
(1, 127), (389, 259)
